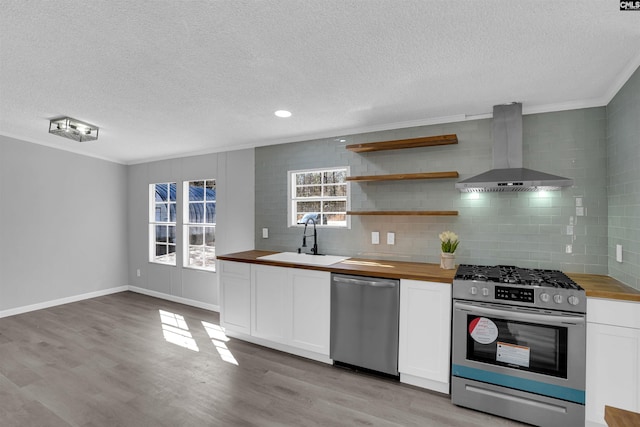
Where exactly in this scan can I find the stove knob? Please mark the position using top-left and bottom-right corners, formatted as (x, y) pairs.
(553, 294), (563, 304)
(482, 288), (490, 297)
(568, 295), (580, 306)
(540, 293), (550, 303)
(470, 286), (478, 295)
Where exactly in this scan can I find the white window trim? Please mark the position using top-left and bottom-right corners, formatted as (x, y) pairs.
(182, 179), (216, 272)
(287, 166), (350, 229)
(149, 183), (177, 266)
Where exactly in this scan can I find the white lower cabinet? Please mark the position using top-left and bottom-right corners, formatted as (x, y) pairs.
(585, 298), (640, 427)
(251, 264), (289, 344)
(219, 260), (330, 363)
(218, 261), (251, 335)
(399, 279), (452, 394)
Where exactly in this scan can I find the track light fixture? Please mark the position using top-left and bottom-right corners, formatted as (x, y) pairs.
(49, 117), (99, 142)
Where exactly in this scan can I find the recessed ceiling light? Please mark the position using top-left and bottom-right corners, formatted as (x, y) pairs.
(274, 110), (292, 118)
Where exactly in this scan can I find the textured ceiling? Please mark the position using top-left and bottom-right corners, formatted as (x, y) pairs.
(1, 1), (639, 164)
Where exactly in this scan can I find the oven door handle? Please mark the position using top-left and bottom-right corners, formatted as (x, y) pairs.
(454, 301), (585, 326)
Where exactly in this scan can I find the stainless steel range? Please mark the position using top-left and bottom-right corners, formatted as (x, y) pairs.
(451, 265), (586, 427)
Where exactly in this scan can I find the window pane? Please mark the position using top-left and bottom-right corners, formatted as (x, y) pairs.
(190, 203), (204, 223)
(169, 203), (176, 222)
(169, 183), (176, 201)
(205, 227), (215, 246)
(155, 225), (167, 243)
(155, 204), (168, 222)
(296, 172), (321, 185)
(327, 213), (346, 226)
(189, 226), (203, 245)
(296, 186), (322, 198)
(168, 245), (176, 254)
(156, 244), (167, 256)
(324, 200), (346, 211)
(168, 226), (176, 244)
(155, 184), (168, 202)
(189, 246), (204, 267)
(204, 247), (216, 268)
(324, 184), (347, 197)
(324, 170), (346, 184)
(206, 202), (216, 223)
(205, 180), (216, 201)
(297, 201), (321, 213)
(189, 181), (205, 201)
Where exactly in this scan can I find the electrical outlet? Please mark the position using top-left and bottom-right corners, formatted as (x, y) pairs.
(387, 232), (395, 245)
(136, 269), (141, 277)
(262, 228), (269, 239)
(371, 231), (380, 245)
(566, 245), (572, 254)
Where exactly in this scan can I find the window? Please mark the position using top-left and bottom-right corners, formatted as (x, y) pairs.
(150, 183), (176, 265)
(289, 167), (349, 227)
(183, 179), (216, 271)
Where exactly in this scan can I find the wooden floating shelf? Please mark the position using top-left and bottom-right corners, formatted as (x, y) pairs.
(346, 134), (458, 153)
(347, 171), (459, 182)
(347, 211), (459, 216)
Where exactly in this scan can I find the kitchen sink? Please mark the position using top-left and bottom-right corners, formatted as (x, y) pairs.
(257, 252), (349, 266)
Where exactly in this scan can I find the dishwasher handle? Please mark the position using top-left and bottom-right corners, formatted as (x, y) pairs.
(332, 275), (398, 288)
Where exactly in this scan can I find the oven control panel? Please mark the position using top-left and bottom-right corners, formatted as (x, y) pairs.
(495, 286), (534, 303)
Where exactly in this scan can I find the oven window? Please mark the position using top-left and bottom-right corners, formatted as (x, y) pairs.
(466, 315), (568, 378)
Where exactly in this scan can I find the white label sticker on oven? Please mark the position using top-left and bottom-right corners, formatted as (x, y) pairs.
(468, 317), (499, 344)
(496, 341), (530, 368)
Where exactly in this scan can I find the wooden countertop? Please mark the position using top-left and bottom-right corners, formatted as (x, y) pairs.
(217, 250), (455, 283)
(567, 273), (640, 302)
(217, 251), (640, 302)
(605, 405), (640, 427)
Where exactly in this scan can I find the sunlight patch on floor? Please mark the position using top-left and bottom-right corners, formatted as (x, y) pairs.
(202, 321), (238, 365)
(159, 310), (199, 352)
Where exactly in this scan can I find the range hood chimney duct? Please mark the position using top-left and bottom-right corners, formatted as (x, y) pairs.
(455, 103), (573, 192)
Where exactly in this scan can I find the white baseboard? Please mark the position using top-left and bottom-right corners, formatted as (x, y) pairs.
(0, 285), (219, 319)
(0, 286), (129, 319)
(128, 286), (219, 312)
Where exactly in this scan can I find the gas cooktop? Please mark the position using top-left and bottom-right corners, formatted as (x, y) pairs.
(454, 264), (583, 290)
(453, 264), (586, 313)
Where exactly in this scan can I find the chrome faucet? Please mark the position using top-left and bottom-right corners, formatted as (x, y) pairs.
(301, 217), (319, 255)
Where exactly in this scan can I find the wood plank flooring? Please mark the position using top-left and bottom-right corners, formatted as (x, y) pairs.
(0, 292), (527, 426)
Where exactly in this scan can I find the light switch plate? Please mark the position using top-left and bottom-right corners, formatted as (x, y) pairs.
(387, 232), (395, 245)
(616, 244), (623, 262)
(262, 228), (269, 239)
(372, 231), (380, 245)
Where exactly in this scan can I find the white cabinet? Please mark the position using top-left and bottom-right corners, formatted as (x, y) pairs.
(251, 264), (288, 344)
(289, 268), (330, 355)
(399, 279), (452, 394)
(218, 261), (251, 335)
(220, 260), (331, 363)
(585, 298), (640, 427)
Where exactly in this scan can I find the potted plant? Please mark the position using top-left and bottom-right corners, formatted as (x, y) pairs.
(439, 230), (459, 269)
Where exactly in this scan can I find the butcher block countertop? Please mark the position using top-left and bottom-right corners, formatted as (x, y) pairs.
(217, 250), (640, 302)
(217, 250), (455, 283)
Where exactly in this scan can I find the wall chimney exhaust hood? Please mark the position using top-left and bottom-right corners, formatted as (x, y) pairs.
(455, 103), (573, 192)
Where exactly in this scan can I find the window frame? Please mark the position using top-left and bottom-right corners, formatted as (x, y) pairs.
(149, 182), (177, 266)
(182, 179), (217, 272)
(288, 166), (350, 229)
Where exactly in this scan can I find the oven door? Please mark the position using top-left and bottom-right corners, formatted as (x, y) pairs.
(452, 300), (586, 404)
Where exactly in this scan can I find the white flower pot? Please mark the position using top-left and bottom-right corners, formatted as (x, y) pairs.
(440, 252), (456, 270)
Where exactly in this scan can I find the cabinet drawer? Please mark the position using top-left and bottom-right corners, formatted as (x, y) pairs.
(219, 260), (251, 278)
(587, 298), (640, 329)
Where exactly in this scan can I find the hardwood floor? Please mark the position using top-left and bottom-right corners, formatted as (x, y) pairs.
(0, 292), (527, 426)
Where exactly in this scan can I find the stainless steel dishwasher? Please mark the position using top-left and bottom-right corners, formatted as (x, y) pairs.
(330, 273), (400, 377)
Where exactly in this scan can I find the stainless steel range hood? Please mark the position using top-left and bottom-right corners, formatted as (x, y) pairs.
(456, 103), (573, 192)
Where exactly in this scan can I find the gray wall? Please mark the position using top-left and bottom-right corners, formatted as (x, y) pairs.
(0, 135), (128, 313)
(127, 149), (255, 309)
(256, 107), (609, 274)
(607, 65), (640, 290)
